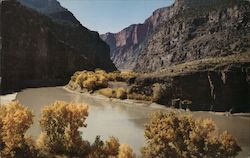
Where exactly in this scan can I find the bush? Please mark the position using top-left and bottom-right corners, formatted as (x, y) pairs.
(120, 71), (138, 82)
(107, 71), (123, 81)
(0, 102), (35, 158)
(98, 88), (128, 100)
(68, 70), (139, 93)
(38, 101), (90, 157)
(142, 112), (241, 158)
(89, 136), (120, 157)
(127, 93), (152, 101)
(116, 88), (127, 99)
(72, 70), (109, 91)
(104, 136), (120, 156)
(118, 144), (136, 158)
(152, 83), (166, 103)
(98, 88), (116, 98)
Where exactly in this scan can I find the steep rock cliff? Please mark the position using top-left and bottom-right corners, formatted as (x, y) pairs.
(0, 0), (116, 94)
(102, 0), (250, 72)
(100, 6), (170, 69)
(134, 0), (250, 72)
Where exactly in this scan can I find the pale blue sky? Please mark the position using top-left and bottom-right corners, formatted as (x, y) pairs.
(58, 0), (174, 34)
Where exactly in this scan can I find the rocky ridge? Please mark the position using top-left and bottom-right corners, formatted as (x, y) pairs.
(0, 0), (116, 94)
(102, 0), (250, 72)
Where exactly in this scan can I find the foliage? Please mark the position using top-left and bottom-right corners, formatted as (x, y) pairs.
(152, 83), (166, 103)
(89, 136), (120, 157)
(116, 88), (127, 99)
(142, 112), (241, 158)
(107, 71), (123, 81)
(0, 101), (241, 158)
(38, 101), (90, 157)
(68, 70), (139, 92)
(98, 88), (116, 98)
(118, 71), (138, 82)
(127, 93), (152, 101)
(98, 88), (127, 100)
(72, 70), (109, 92)
(118, 144), (136, 158)
(0, 102), (36, 158)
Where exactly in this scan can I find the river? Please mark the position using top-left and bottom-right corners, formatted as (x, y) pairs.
(3, 87), (248, 157)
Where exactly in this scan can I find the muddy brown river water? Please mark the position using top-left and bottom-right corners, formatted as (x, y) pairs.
(13, 87), (250, 157)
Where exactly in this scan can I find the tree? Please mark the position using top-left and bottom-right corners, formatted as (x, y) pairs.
(142, 112), (241, 158)
(38, 101), (90, 157)
(0, 102), (35, 158)
(118, 144), (136, 158)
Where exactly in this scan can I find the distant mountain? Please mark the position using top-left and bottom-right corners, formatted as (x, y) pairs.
(0, 0), (116, 94)
(101, 0), (250, 72)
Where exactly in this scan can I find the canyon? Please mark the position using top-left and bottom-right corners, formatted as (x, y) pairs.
(101, 0), (250, 72)
(0, 0), (116, 94)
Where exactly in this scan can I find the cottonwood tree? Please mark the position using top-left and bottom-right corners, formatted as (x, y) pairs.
(142, 112), (241, 158)
(37, 101), (90, 157)
(0, 102), (35, 157)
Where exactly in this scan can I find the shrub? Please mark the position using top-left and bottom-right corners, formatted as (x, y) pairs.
(98, 88), (116, 98)
(38, 101), (90, 157)
(107, 71), (123, 81)
(0, 102), (35, 158)
(118, 144), (136, 158)
(88, 136), (120, 158)
(70, 71), (82, 82)
(152, 83), (166, 103)
(73, 70), (109, 92)
(127, 93), (152, 101)
(83, 76), (99, 91)
(104, 136), (120, 156)
(116, 88), (127, 99)
(142, 112), (241, 158)
(120, 71), (138, 82)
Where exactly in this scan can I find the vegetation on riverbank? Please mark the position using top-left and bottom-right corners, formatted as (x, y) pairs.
(68, 69), (138, 92)
(67, 69), (159, 102)
(0, 101), (241, 158)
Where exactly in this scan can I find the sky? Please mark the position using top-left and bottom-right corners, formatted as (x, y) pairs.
(57, 0), (174, 34)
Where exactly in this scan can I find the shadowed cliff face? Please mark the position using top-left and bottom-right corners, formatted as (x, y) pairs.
(0, 0), (116, 94)
(130, 59), (250, 112)
(102, 0), (250, 72)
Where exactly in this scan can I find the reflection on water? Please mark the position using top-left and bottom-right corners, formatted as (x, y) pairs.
(16, 87), (250, 157)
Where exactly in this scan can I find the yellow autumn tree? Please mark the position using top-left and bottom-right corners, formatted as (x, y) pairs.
(37, 101), (90, 157)
(88, 136), (119, 158)
(118, 144), (136, 158)
(142, 112), (241, 158)
(0, 101), (35, 158)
